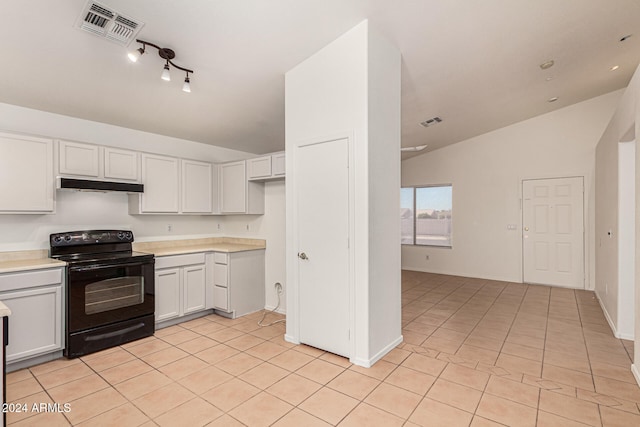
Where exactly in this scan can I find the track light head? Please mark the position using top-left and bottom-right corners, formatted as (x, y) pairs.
(127, 46), (145, 63)
(161, 63), (171, 81)
(182, 75), (191, 93)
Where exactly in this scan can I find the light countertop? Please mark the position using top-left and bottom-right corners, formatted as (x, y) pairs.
(0, 301), (11, 317)
(0, 250), (66, 275)
(133, 237), (266, 257)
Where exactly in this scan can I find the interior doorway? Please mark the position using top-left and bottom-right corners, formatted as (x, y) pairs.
(522, 176), (585, 288)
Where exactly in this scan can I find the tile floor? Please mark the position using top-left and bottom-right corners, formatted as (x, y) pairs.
(5, 271), (640, 426)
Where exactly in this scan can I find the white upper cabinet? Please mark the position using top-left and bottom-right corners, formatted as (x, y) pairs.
(247, 152), (285, 181)
(219, 160), (264, 214)
(247, 156), (272, 180)
(137, 153), (180, 213)
(131, 155), (218, 215)
(272, 152), (285, 177)
(220, 161), (246, 213)
(103, 147), (139, 181)
(58, 141), (100, 177)
(182, 159), (214, 214)
(0, 132), (54, 213)
(57, 141), (139, 182)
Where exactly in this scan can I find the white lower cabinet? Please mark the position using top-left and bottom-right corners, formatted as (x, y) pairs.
(0, 268), (63, 364)
(155, 253), (208, 323)
(212, 250), (265, 318)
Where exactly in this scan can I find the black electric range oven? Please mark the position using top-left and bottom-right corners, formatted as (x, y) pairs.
(50, 230), (155, 358)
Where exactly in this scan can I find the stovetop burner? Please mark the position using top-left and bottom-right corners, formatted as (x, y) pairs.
(49, 229), (151, 264)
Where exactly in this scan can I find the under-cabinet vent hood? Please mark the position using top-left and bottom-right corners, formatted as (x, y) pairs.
(57, 177), (144, 193)
(75, 1), (144, 46)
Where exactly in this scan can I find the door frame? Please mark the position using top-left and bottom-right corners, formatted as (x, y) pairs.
(286, 131), (356, 360)
(521, 175), (586, 288)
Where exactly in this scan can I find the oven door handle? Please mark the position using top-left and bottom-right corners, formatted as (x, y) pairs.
(69, 261), (153, 272)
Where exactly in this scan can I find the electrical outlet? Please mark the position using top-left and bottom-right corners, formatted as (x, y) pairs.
(425, 255), (430, 261)
(217, 223), (221, 230)
(274, 282), (283, 294)
(167, 224), (172, 232)
(246, 224), (250, 231)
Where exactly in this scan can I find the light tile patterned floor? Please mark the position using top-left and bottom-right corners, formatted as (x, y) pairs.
(6, 271), (640, 426)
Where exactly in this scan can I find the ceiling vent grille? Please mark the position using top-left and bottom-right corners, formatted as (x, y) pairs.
(420, 117), (443, 128)
(76, 1), (144, 46)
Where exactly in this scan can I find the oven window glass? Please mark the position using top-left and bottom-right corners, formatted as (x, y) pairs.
(85, 276), (144, 315)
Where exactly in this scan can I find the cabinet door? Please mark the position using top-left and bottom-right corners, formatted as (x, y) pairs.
(247, 156), (272, 180)
(182, 160), (213, 213)
(219, 161), (247, 213)
(183, 265), (206, 315)
(58, 140), (100, 177)
(140, 154), (180, 213)
(0, 133), (54, 213)
(155, 268), (181, 322)
(2, 285), (62, 362)
(272, 152), (285, 177)
(104, 147), (139, 182)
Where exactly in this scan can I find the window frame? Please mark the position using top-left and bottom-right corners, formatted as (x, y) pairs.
(401, 183), (453, 248)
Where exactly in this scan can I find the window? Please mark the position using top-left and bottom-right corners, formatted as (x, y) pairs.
(401, 185), (452, 247)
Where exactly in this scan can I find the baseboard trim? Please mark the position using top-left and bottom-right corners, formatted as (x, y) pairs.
(594, 291), (620, 337)
(350, 335), (403, 368)
(632, 364), (640, 388)
(264, 304), (286, 315)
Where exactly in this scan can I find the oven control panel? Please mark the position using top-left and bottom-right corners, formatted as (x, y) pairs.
(50, 230), (134, 247)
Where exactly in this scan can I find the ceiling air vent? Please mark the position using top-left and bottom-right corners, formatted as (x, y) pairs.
(75, 1), (144, 46)
(420, 117), (443, 128)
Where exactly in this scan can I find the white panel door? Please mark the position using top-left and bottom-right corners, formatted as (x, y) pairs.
(183, 264), (206, 315)
(523, 177), (584, 288)
(182, 160), (213, 213)
(296, 138), (350, 357)
(219, 161), (247, 213)
(140, 154), (180, 213)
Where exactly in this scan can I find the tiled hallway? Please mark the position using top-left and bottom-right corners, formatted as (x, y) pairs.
(5, 271), (640, 426)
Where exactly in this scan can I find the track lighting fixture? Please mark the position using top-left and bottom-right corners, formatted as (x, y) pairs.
(128, 39), (194, 92)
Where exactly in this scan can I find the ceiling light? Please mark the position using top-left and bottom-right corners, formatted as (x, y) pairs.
(539, 60), (555, 70)
(401, 145), (428, 152)
(182, 75), (191, 93)
(610, 65), (620, 71)
(547, 96), (559, 103)
(128, 39), (194, 91)
(127, 46), (144, 63)
(161, 63), (171, 81)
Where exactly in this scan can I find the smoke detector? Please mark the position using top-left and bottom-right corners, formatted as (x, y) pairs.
(75, 1), (144, 46)
(420, 117), (442, 128)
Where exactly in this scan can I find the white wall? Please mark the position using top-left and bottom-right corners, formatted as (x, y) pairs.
(285, 20), (401, 366)
(593, 63), (640, 384)
(618, 141), (635, 339)
(0, 102), (287, 313)
(402, 90), (622, 286)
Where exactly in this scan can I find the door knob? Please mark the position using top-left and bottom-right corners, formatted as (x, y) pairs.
(524, 227), (529, 231)
(298, 252), (309, 260)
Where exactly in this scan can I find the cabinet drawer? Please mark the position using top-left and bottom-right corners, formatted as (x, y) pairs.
(213, 264), (228, 287)
(213, 252), (228, 265)
(213, 285), (229, 311)
(155, 253), (205, 269)
(0, 268), (62, 292)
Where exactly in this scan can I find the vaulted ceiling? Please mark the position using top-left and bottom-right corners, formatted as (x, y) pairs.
(2, 1), (639, 158)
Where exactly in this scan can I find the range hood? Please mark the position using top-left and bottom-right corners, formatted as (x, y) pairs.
(57, 177), (144, 193)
